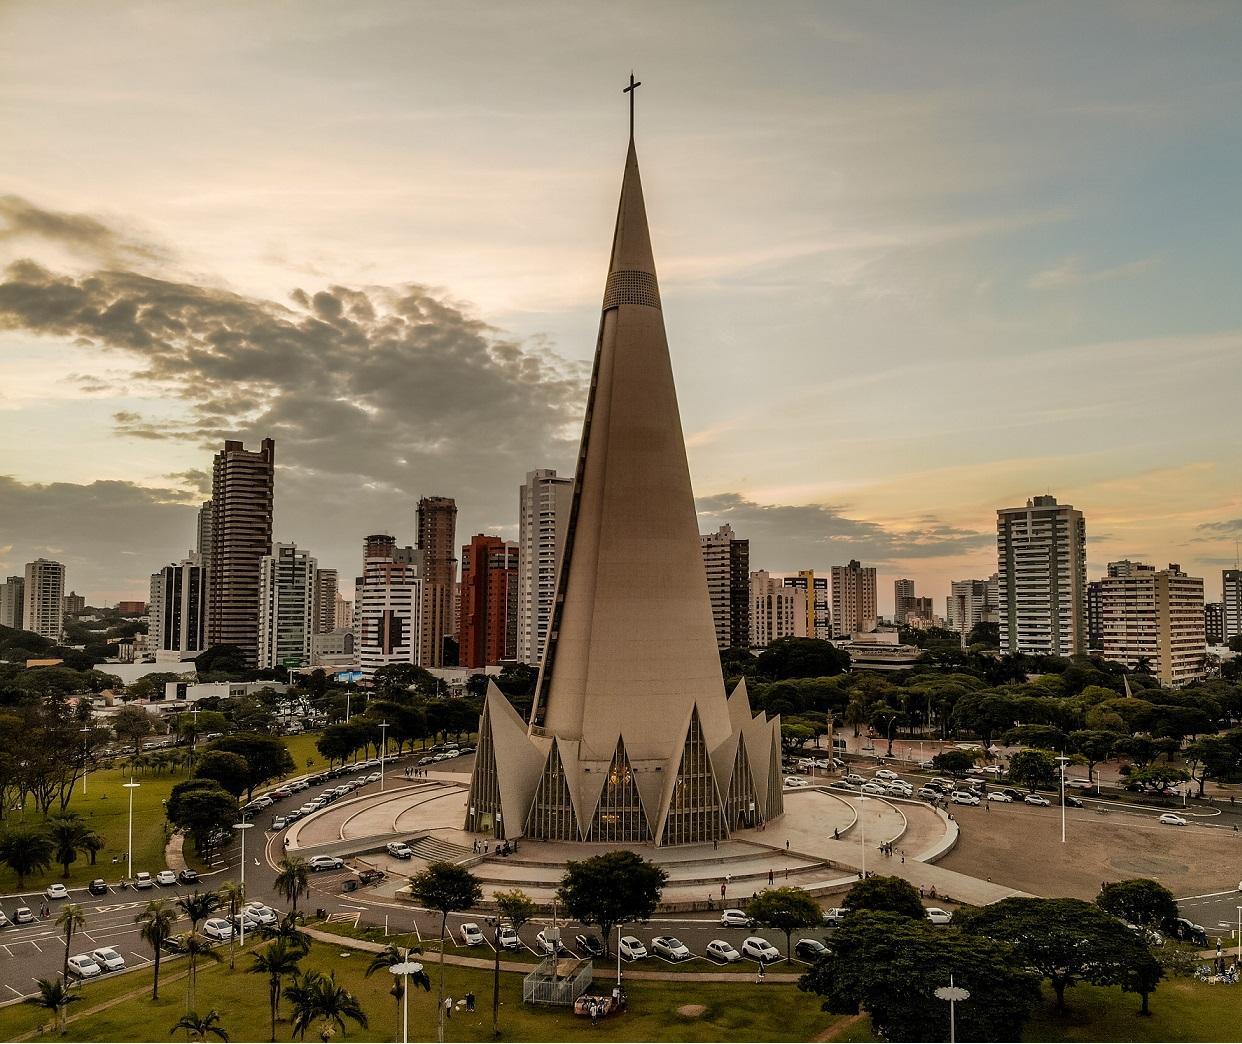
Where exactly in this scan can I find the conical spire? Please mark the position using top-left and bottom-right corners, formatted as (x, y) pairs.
(606, 141), (657, 280)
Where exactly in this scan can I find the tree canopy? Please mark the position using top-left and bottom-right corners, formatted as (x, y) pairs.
(556, 851), (668, 955)
(842, 875), (927, 920)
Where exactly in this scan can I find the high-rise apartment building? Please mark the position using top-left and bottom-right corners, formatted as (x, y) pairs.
(258, 543), (317, 669)
(196, 501), (213, 559)
(1095, 561), (1206, 686)
(357, 534), (422, 677)
(1204, 602), (1224, 646)
(62, 591), (85, 616)
(831, 560), (877, 636)
(333, 593), (353, 632)
(0, 576), (24, 630)
(946, 576), (999, 640)
(1223, 570), (1242, 645)
(517, 469), (573, 665)
(782, 570), (831, 640)
(23, 559), (65, 641)
(153, 553), (208, 663)
(750, 570), (807, 647)
(893, 579), (916, 624)
(996, 495), (1086, 656)
(206, 438), (275, 666)
(700, 524), (752, 649)
(416, 496), (457, 668)
(459, 535), (519, 668)
(312, 568), (338, 635)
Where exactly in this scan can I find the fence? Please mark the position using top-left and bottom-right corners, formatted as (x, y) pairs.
(521, 957), (594, 1007)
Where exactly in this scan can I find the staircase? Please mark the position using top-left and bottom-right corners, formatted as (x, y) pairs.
(407, 835), (473, 864)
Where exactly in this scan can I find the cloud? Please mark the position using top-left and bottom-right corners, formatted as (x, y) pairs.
(1028, 255), (1157, 290)
(0, 195), (164, 266)
(695, 492), (992, 570)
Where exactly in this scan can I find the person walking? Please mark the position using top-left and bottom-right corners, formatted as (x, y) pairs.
(768, 868), (774, 885)
(756, 958), (766, 985)
(444, 997), (453, 1020)
(465, 991), (475, 1013)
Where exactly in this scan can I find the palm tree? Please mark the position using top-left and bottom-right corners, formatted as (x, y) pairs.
(136, 898), (177, 1000)
(260, 910), (310, 953)
(47, 814), (92, 878)
(0, 826), (55, 888)
(365, 944), (430, 1039)
(217, 880), (245, 969)
(274, 856), (310, 914)
(178, 931), (223, 1013)
(409, 862), (482, 1043)
(178, 890), (222, 934)
(845, 695), (867, 737)
(56, 903), (86, 981)
(250, 939), (304, 1042)
(172, 1008), (230, 1042)
(285, 970), (368, 1042)
(25, 977), (80, 1033)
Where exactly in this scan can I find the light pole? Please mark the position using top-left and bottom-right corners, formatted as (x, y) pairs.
(389, 952), (424, 1044)
(379, 721), (389, 792)
(1236, 906), (1241, 966)
(857, 795), (870, 877)
(233, 820), (253, 946)
(122, 778), (140, 882)
(80, 726), (91, 794)
(1056, 754), (1072, 844)
(616, 923), (623, 986)
(935, 977), (970, 1044)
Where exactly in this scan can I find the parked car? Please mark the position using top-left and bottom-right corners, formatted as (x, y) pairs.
(1066, 778), (1094, 789)
(91, 946), (125, 972)
(822, 907), (851, 925)
(252, 796), (275, 810)
(386, 842), (414, 859)
(925, 907), (953, 925)
(784, 776), (809, 789)
(618, 936), (648, 961)
(861, 782), (888, 796)
(284, 809), (303, 822)
(842, 773), (866, 786)
(88, 878), (108, 896)
(950, 791), (980, 806)
(1063, 795), (1084, 808)
(887, 781), (913, 796)
(1023, 794), (1051, 807)
(652, 936), (692, 961)
(536, 930), (568, 955)
(795, 938), (830, 961)
(706, 939), (741, 963)
(497, 925), (520, 950)
(12, 907), (34, 925)
(245, 903), (278, 926)
(366, 772), (382, 783)
(44, 883), (69, 901)
(720, 908), (753, 929)
(271, 816), (288, 831)
(460, 923), (485, 947)
(874, 769), (898, 781)
(741, 937), (781, 962)
(155, 870), (177, 886)
(133, 872), (154, 889)
(1158, 813), (1187, 826)
(1174, 918), (1208, 945)
(231, 910), (263, 933)
(203, 917), (233, 941)
(178, 869), (199, 885)
(309, 855), (345, 871)
(575, 933), (604, 957)
(985, 792), (1013, 803)
(917, 786), (941, 800)
(66, 954), (102, 979)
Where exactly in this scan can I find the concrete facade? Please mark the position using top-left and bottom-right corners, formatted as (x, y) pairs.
(0, 576), (23, 630)
(1096, 561), (1206, 686)
(23, 558), (64, 641)
(831, 559), (877, 636)
(258, 542), (317, 669)
(517, 469), (572, 667)
(749, 569), (806, 648)
(700, 524), (751, 649)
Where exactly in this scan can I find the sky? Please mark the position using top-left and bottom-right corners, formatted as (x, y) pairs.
(1, 1), (1241, 613)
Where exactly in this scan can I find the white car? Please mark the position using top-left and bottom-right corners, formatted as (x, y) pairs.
(1066, 778), (1094, 790)
(91, 947), (125, 972)
(270, 816), (288, 831)
(652, 936), (692, 961)
(822, 907), (851, 925)
(497, 925), (520, 950)
(1158, 813), (1187, 826)
(706, 939), (741, 962)
(741, 936), (781, 962)
(950, 791), (980, 805)
(887, 781), (913, 796)
(245, 903), (278, 926)
(203, 917), (233, 941)
(861, 782), (888, 796)
(874, 769), (898, 781)
(66, 954), (102, 979)
(618, 935), (648, 961)
(784, 776), (809, 789)
(366, 772), (382, 783)
(309, 855), (344, 871)
(720, 908), (753, 929)
(133, 871), (154, 889)
(925, 907), (953, 925)
(985, 792), (1013, 803)
(842, 773), (866, 786)
(252, 796), (275, 810)
(155, 870), (177, 886)
(44, 883), (69, 901)
(460, 923), (485, 946)
(535, 930), (567, 955)
(232, 910), (263, 933)
(12, 907), (33, 924)
(386, 842), (414, 859)
(1023, 794), (1051, 807)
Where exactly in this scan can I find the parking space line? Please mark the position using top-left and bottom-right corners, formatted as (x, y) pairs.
(4, 985), (24, 998)
(129, 951), (152, 964)
(28, 941), (41, 953)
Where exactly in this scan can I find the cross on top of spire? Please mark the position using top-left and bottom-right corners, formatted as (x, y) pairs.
(623, 71), (641, 140)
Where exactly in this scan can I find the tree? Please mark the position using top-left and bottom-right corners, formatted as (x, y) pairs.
(1096, 879), (1179, 934)
(251, 939), (306, 1042)
(260, 910), (311, 952)
(166, 781), (237, 856)
(1007, 749), (1058, 793)
(191, 750), (250, 798)
(178, 890), (223, 934)
(179, 931), (223, 1013)
(136, 899), (177, 1000)
(1002, 724), (1067, 750)
(557, 850), (668, 957)
(171, 1009), (230, 1042)
(491, 889), (537, 1034)
(274, 857), (310, 914)
(1184, 733), (1242, 797)
(961, 897), (1156, 1011)
(47, 814), (93, 878)
(1068, 730), (1119, 784)
(842, 875), (927, 920)
(967, 621), (1001, 648)
(56, 903), (85, 980)
(217, 880), (245, 969)
(1125, 765), (1191, 795)
(206, 733), (294, 800)
(113, 704), (157, 761)
(285, 970), (368, 1042)
(756, 637), (850, 680)
(929, 748), (979, 779)
(194, 644), (249, 676)
(409, 862), (482, 1044)
(365, 944), (430, 1041)
(0, 825), (54, 888)
(747, 887), (822, 959)
(25, 976), (81, 1034)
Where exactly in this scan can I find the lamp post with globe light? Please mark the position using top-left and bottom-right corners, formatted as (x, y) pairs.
(232, 820), (253, 945)
(935, 977), (970, 1043)
(122, 778), (140, 882)
(388, 952), (426, 1044)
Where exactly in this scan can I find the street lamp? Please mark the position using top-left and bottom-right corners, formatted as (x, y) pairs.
(80, 726), (91, 794)
(379, 721), (389, 793)
(232, 820), (253, 946)
(616, 923), (624, 986)
(1055, 754), (1072, 844)
(1236, 906), (1241, 966)
(935, 976), (970, 1044)
(388, 952), (425, 1044)
(857, 795), (871, 877)
(122, 778), (140, 882)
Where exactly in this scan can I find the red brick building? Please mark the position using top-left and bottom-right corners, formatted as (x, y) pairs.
(458, 535), (519, 668)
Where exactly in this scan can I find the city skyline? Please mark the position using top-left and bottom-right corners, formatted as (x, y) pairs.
(3, 3), (1242, 609)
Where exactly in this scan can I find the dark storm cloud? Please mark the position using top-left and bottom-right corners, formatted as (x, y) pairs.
(0, 196), (164, 265)
(696, 492), (991, 568)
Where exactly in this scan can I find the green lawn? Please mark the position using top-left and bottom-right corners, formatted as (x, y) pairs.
(0, 939), (838, 1042)
(1027, 978), (1242, 1042)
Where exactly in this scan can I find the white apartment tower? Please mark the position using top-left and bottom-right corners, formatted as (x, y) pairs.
(357, 534), (423, 678)
(1096, 561), (1206, 686)
(23, 559), (65, 641)
(946, 575), (1000, 639)
(750, 570), (807, 648)
(153, 553), (209, 663)
(996, 495), (1087, 656)
(783, 571), (831, 640)
(1223, 569), (1242, 644)
(516, 468), (572, 666)
(831, 559), (877, 636)
(0, 576), (24, 630)
(258, 543), (317, 669)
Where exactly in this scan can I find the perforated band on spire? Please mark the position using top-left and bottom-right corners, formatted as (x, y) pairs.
(602, 269), (661, 311)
